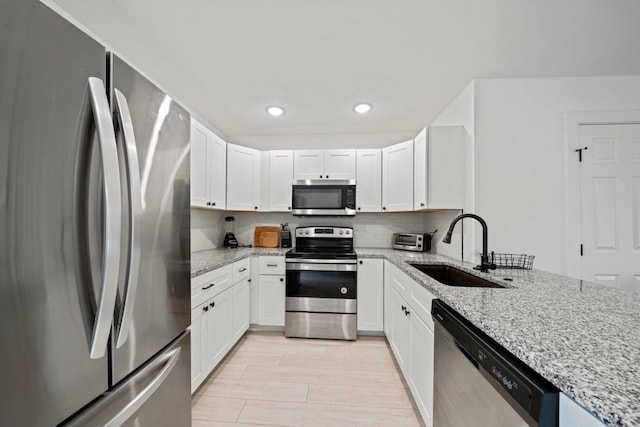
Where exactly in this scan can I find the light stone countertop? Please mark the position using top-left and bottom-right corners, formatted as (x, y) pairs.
(191, 247), (640, 426)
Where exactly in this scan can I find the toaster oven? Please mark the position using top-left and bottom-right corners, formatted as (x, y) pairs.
(392, 232), (434, 252)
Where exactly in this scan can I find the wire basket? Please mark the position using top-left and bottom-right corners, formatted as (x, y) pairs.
(492, 253), (535, 270)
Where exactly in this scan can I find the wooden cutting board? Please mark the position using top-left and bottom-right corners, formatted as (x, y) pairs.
(254, 226), (281, 248)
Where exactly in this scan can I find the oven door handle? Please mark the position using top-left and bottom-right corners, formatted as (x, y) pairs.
(285, 258), (356, 264)
(286, 262), (357, 272)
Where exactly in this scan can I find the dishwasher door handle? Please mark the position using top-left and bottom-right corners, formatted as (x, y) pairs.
(455, 341), (479, 369)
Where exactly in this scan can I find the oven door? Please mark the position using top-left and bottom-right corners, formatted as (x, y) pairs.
(285, 260), (357, 313)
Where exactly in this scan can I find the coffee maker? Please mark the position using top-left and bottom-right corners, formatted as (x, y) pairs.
(223, 216), (238, 248)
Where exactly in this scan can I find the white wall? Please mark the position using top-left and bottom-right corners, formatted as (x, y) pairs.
(431, 81), (475, 136)
(473, 76), (640, 274)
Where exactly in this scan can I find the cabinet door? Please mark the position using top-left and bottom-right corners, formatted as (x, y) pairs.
(232, 277), (251, 342)
(324, 149), (356, 180)
(357, 258), (384, 331)
(383, 262), (392, 337)
(208, 132), (227, 209)
(356, 149), (382, 212)
(389, 286), (410, 375)
(294, 150), (325, 180)
(428, 126), (467, 209)
(190, 119), (210, 208)
(269, 150), (294, 211)
(258, 275), (286, 326)
(206, 288), (233, 372)
(227, 143), (261, 211)
(409, 311), (434, 427)
(413, 127), (428, 210)
(190, 303), (207, 393)
(382, 140), (414, 212)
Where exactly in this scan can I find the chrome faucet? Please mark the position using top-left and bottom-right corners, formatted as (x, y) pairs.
(442, 213), (496, 273)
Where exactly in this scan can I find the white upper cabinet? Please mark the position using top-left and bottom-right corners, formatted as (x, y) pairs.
(269, 150), (294, 212)
(226, 143), (261, 211)
(428, 126), (468, 209)
(382, 140), (414, 212)
(294, 149), (356, 180)
(324, 149), (356, 180)
(414, 127), (428, 210)
(356, 149), (382, 212)
(190, 118), (226, 209)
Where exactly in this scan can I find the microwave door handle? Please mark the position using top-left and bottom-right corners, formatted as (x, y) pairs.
(113, 89), (142, 349)
(87, 77), (122, 359)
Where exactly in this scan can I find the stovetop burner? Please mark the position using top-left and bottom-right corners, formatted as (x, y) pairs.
(286, 226), (356, 260)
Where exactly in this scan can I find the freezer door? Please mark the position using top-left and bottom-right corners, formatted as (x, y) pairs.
(110, 54), (191, 384)
(65, 331), (191, 427)
(0, 1), (114, 425)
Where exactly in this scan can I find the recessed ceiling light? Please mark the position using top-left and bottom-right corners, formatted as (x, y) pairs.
(353, 103), (372, 114)
(266, 106), (285, 117)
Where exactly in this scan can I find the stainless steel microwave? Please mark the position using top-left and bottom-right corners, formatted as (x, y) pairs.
(392, 232), (434, 252)
(291, 180), (356, 216)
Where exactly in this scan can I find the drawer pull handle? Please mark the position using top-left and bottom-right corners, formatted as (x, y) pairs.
(239, 268), (247, 272)
(202, 284), (214, 290)
(266, 264), (278, 267)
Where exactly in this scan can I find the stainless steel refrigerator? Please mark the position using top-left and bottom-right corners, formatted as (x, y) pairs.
(0, 0), (192, 425)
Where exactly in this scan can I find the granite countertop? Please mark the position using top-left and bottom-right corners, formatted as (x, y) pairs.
(191, 247), (640, 426)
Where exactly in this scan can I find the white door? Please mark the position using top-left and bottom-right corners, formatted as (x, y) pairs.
(294, 150), (325, 180)
(580, 123), (640, 293)
(190, 119), (209, 208)
(227, 143), (260, 211)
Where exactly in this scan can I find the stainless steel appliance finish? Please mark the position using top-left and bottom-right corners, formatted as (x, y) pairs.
(291, 180), (356, 216)
(285, 226), (357, 340)
(432, 300), (559, 427)
(392, 232), (434, 252)
(0, 2), (191, 425)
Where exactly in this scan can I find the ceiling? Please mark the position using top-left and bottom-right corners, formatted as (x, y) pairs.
(48, 0), (640, 141)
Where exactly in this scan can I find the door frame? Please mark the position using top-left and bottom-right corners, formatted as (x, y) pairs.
(564, 110), (640, 280)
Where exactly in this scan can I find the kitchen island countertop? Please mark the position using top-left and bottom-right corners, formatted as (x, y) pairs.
(191, 247), (640, 426)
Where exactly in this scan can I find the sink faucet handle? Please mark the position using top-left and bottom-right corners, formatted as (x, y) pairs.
(488, 251), (497, 270)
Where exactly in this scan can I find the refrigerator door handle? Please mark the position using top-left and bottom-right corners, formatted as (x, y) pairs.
(113, 89), (142, 349)
(87, 77), (122, 359)
(104, 347), (182, 427)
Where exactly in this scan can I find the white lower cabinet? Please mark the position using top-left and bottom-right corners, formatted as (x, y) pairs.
(190, 258), (251, 393)
(257, 256), (286, 327)
(384, 260), (435, 427)
(356, 258), (384, 331)
(232, 277), (251, 342)
(206, 288), (233, 372)
(560, 393), (605, 427)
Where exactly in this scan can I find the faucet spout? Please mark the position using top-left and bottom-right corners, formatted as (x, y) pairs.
(442, 213), (496, 273)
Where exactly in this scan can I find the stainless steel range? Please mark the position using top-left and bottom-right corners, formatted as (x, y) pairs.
(285, 226), (357, 340)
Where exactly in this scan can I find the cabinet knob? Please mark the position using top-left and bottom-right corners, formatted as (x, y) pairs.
(420, 202), (425, 207)
(326, 175), (329, 179)
(212, 202), (216, 206)
(248, 279), (251, 282)
(382, 207), (387, 210)
(319, 175), (323, 179)
(288, 206), (291, 210)
(206, 202), (211, 206)
(359, 260), (363, 265)
(401, 305), (406, 312)
(203, 306), (209, 312)
(405, 309), (410, 316)
(210, 302), (215, 308)
(357, 207), (361, 211)
(280, 278), (284, 282)
(254, 206), (258, 210)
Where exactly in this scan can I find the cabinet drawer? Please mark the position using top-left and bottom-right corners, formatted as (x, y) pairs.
(407, 278), (436, 331)
(258, 256), (286, 275)
(191, 264), (232, 308)
(388, 262), (409, 301)
(232, 257), (251, 283)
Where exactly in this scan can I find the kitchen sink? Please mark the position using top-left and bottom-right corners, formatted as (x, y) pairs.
(408, 263), (504, 288)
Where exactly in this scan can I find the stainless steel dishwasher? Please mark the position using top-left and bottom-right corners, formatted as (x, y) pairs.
(431, 300), (559, 427)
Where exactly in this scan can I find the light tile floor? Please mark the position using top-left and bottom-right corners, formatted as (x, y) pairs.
(192, 331), (424, 427)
